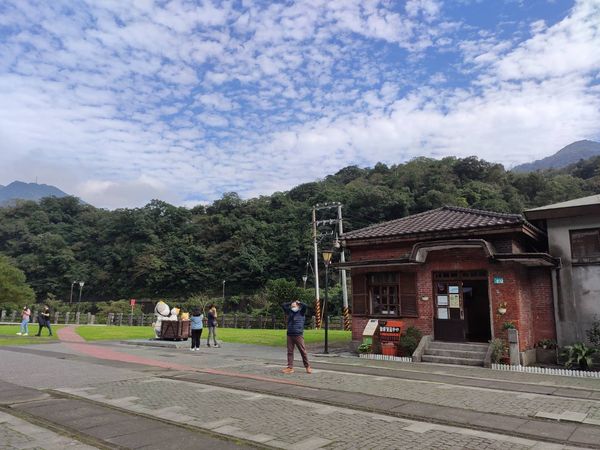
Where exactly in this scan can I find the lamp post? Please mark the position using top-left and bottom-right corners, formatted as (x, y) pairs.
(69, 281), (76, 304)
(77, 281), (85, 313)
(222, 280), (226, 310)
(322, 249), (333, 354)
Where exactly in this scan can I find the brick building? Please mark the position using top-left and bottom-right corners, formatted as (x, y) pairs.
(340, 206), (558, 356)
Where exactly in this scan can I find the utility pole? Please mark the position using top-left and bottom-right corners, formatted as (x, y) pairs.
(337, 204), (351, 331)
(312, 207), (321, 329)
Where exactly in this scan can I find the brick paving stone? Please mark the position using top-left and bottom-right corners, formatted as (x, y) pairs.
(225, 362), (600, 422)
(57, 377), (583, 450)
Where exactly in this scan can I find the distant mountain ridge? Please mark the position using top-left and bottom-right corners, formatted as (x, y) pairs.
(513, 140), (600, 172)
(0, 181), (71, 206)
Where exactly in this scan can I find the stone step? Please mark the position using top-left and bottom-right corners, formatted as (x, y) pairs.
(421, 354), (485, 366)
(423, 348), (487, 359)
(428, 341), (489, 352)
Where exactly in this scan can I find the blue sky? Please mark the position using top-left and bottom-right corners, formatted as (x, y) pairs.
(1, 0), (599, 208)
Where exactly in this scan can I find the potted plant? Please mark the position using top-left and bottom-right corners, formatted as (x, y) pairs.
(497, 302), (508, 315)
(502, 321), (516, 330)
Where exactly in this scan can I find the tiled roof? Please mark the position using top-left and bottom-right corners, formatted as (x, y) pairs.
(343, 206), (527, 240)
(525, 194), (600, 212)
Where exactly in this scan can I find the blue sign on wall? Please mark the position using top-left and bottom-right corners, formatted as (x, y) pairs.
(493, 276), (504, 284)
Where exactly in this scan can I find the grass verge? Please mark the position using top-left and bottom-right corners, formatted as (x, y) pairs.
(0, 324), (62, 346)
(74, 325), (351, 347)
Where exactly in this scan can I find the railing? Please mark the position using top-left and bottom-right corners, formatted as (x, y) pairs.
(0, 310), (349, 330)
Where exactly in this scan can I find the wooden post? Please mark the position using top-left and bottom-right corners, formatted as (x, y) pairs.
(87, 312), (91, 324)
(0, 310), (5, 322)
(118, 313), (123, 326)
(244, 315), (249, 329)
(107, 313), (113, 326)
(233, 314), (238, 328)
(75, 312), (80, 324)
(91, 314), (95, 325)
(54, 312), (59, 324)
(65, 312), (70, 324)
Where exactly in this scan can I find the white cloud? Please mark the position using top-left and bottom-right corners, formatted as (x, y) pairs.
(0, 0), (599, 208)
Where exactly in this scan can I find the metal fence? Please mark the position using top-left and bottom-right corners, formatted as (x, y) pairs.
(0, 309), (348, 330)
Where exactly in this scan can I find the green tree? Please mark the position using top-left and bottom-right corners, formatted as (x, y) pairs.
(0, 254), (35, 310)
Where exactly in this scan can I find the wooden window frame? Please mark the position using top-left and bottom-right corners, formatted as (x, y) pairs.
(570, 228), (600, 265)
(367, 272), (418, 318)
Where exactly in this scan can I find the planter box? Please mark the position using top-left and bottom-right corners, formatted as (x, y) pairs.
(536, 348), (557, 365)
(381, 342), (397, 356)
(160, 320), (190, 340)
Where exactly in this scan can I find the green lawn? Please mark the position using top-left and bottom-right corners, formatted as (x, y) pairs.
(0, 324), (62, 346)
(76, 325), (156, 341)
(73, 325), (351, 347)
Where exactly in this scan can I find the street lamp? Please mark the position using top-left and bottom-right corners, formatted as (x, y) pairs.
(222, 280), (226, 310)
(69, 281), (77, 304)
(302, 275), (308, 290)
(77, 281), (85, 313)
(322, 249), (333, 354)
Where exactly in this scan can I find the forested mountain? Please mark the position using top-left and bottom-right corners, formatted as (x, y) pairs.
(0, 181), (71, 206)
(0, 156), (598, 304)
(512, 140), (600, 172)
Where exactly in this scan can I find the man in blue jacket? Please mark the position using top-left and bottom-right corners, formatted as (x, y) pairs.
(282, 301), (311, 374)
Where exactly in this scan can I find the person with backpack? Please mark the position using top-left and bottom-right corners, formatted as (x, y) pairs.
(281, 300), (312, 374)
(36, 305), (52, 337)
(190, 309), (203, 351)
(206, 304), (219, 347)
(17, 305), (31, 336)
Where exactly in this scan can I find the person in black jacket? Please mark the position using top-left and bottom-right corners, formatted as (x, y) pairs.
(36, 305), (52, 336)
(282, 301), (311, 374)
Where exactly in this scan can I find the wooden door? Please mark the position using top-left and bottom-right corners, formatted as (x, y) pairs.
(433, 281), (465, 342)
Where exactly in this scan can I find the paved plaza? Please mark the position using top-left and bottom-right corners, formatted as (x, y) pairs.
(1, 327), (599, 449)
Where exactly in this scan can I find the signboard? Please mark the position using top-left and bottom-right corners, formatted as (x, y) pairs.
(378, 319), (403, 342)
(493, 276), (504, 285)
(362, 319), (379, 337)
(130, 299), (136, 306)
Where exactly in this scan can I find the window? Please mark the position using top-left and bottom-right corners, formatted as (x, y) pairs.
(570, 228), (600, 263)
(368, 272), (418, 317)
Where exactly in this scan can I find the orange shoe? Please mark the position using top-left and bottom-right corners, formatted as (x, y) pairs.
(282, 367), (294, 374)
(305, 367), (313, 374)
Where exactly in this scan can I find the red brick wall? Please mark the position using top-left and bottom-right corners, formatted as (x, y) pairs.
(349, 245), (556, 350)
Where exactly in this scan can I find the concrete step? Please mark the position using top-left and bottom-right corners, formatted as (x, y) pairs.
(423, 348), (487, 359)
(421, 354), (484, 366)
(428, 341), (489, 352)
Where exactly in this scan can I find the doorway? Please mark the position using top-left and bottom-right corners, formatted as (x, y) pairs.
(462, 280), (491, 342)
(432, 271), (491, 342)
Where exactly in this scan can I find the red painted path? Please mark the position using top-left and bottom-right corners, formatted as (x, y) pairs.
(57, 326), (304, 386)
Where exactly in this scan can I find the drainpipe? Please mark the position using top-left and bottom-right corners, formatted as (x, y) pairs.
(550, 258), (562, 346)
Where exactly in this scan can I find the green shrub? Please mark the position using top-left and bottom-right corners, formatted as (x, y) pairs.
(562, 343), (596, 370)
(357, 343), (372, 354)
(489, 338), (507, 363)
(586, 316), (600, 349)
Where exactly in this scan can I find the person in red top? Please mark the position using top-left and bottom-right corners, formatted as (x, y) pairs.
(17, 305), (31, 336)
